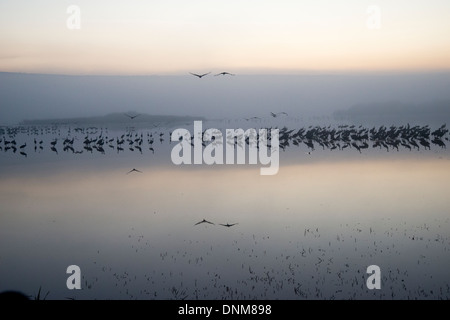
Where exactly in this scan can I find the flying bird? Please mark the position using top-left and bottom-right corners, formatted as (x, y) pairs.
(195, 219), (214, 226)
(219, 223), (238, 227)
(244, 116), (261, 121)
(126, 168), (142, 174)
(190, 72), (211, 78)
(215, 72), (235, 76)
(270, 112), (289, 117)
(124, 113), (140, 119)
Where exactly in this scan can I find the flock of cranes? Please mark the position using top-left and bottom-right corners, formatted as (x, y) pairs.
(2, 70), (448, 300)
(0, 125), (163, 157)
(1, 112), (448, 300)
(276, 123), (448, 152)
(1, 122), (447, 158)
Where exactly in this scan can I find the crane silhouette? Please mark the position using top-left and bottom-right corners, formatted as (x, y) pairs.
(124, 113), (140, 120)
(126, 168), (142, 174)
(271, 112), (289, 117)
(195, 219), (214, 226)
(189, 72), (210, 79)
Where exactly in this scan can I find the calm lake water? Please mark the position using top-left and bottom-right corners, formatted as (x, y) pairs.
(1, 121), (449, 299)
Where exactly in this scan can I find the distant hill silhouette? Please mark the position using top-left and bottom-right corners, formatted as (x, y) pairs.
(20, 112), (205, 128)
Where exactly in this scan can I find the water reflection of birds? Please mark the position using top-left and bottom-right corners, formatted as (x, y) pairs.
(3, 202), (450, 299)
(215, 72), (235, 76)
(195, 219), (214, 226)
(2, 121), (446, 301)
(219, 223), (238, 227)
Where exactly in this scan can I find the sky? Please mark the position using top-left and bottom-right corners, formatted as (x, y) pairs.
(1, 0), (450, 75)
(1, 1), (450, 124)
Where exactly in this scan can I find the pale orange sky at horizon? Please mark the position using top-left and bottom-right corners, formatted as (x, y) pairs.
(1, 0), (450, 75)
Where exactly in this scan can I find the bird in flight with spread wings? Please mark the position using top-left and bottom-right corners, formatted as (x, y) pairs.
(124, 113), (140, 119)
(189, 72), (211, 78)
(195, 219), (215, 225)
(126, 168), (142, 174)
(270, 112), (289, 117)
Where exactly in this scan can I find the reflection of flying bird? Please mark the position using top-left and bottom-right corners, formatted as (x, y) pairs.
(190, 72), (210, 78)
(215, 72), (235, 76)
(126, 168), (142, 174)
(195, 219), (214, 226)
(219, 223), (238, 227)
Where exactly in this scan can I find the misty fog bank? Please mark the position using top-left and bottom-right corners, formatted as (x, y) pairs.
(1, 72), (450, 125)
(334, 100), (450, 126)
(19, 112), (205, 129)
